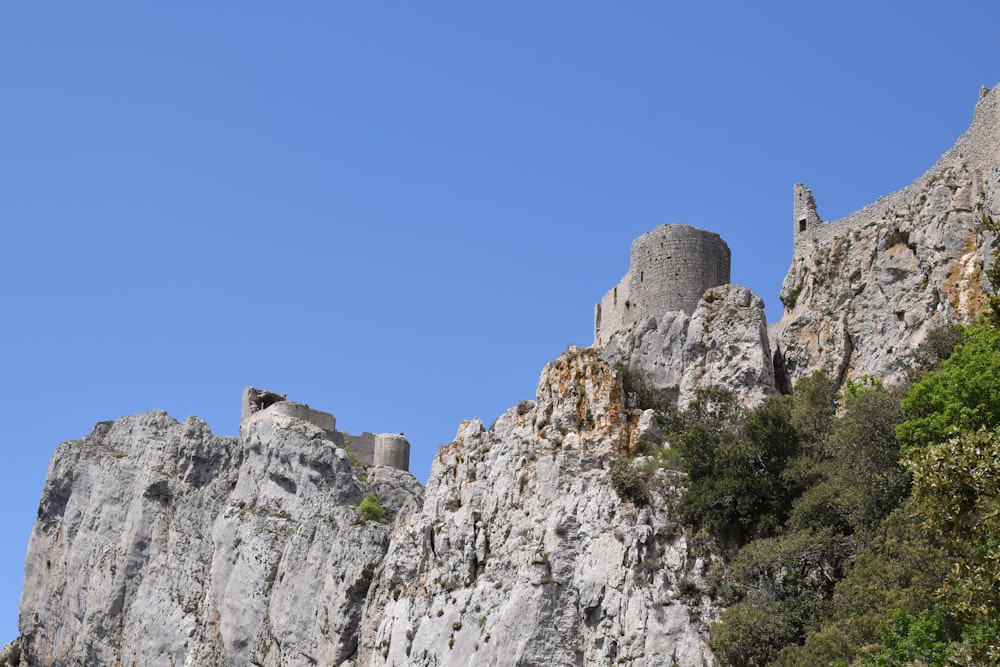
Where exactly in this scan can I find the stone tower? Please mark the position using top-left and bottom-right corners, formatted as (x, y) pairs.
(594, 224), (731, 347)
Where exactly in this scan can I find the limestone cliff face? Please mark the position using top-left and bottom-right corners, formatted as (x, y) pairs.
(773, 85), (1000, 386)
(359, 348), (719, 667)
(19, 410), (422, 667)
(601, 284), (777, 407)
(18, 353), (719, 667)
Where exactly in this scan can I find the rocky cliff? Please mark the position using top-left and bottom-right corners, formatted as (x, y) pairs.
(772, 85), (1000, 386)
(602, 85), (1000, 399)
(14, 352), (721, 667)
(18, 409), (422, 666)
(359, 348), (719, 666)
(600, 284), (777, 408)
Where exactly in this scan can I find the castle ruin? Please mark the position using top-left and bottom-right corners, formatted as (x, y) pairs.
(241, 387), (410, 471)
(594, 224), (731, 347)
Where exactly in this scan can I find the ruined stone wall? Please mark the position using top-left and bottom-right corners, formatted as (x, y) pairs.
(595, 224), (731, 346)
(240, 387), (409, 471)
(332, 431), (377, 466)
(791, 86), (1000, 260)
(268, 401), (337, 432)
(334, 432), (409, 470)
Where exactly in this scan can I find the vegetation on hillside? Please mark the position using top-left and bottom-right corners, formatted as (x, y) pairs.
(628, 309), (1000, 664)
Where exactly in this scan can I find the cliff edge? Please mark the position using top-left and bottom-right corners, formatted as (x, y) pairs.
(773, 85), (1000, 386)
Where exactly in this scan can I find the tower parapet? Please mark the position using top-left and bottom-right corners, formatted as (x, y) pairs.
(594, 224), (731, 347)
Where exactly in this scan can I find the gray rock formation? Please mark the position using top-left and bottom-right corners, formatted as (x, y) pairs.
(359, 348), (720, 666)
(679, 285), (776, 407)
(772, 84), (1000, 386)
(597, 86), (1000, 403)
(600, 284), (777, 408)
(18, 408), (422, 667)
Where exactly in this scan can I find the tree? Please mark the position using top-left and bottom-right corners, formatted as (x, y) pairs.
(673, 390), (799, 542)
(902, 428), (1000, 662)
(897, 324), (1000, 450)
(786, 378), (909, 536)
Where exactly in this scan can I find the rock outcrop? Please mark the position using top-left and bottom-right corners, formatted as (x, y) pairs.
(359, 348), (720, 666)
(598, 86), (1000, 402)
(18, 409), (422, 667)
(600, 284), (777, 408)
(16, 354), (721, 667)
(772, 85), (1000, 386)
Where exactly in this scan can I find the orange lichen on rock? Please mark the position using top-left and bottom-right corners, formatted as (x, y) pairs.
(533, 347), (642, 458)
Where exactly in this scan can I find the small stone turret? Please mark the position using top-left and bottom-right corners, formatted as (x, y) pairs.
(374, 433), (410, 470)
(793, 183), (823, 247)
(594, 224), (731, 347)
(240, 387), (410, 472)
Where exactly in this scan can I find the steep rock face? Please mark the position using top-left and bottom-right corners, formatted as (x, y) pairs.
(773, 85), (1000, 386)
(601, 285), (776, 407)
(679, 285), (775, 407)
(19, 409), (422, 667)
(359, 348), (720, 667)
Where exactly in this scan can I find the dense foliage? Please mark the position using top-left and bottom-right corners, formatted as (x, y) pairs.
(647, 318), (1000, 665)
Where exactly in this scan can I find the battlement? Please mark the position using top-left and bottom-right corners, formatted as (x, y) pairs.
(594, 224), (731, 346)
(240, 387), (410, 472)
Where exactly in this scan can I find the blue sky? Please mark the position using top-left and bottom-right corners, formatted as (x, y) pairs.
(1, 2), (998, 641)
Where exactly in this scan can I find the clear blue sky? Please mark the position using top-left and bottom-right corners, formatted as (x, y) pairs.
(1, 2), (997, 641)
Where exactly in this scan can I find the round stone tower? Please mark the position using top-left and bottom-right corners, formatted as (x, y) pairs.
(374, 433), (410, 470)
(595, 224), (731, 346)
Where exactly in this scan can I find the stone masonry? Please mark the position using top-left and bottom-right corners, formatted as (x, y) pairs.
(790, 85), (1000, 259)
(594, 224), (731, 347)
(240, 387), (410, 471)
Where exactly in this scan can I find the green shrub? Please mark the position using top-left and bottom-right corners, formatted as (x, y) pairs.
(359, 492), (388, 522)
(610, 459), (651, 506)
(897, 324), (1000, 449)
(674, 390), (798, 542)
(614, 362), (675, 415)
(711, 599), (804, 667)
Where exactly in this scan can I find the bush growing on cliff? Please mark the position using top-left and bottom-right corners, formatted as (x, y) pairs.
(772, 321), (1000, 665)
(703, 375), (915, 666)
(346, 561), (377, 601)
(614, 362), (675, 417)
(610, 459), (652, 506)
(359, 492), (388, 522)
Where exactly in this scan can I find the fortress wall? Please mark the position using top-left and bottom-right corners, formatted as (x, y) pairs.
(595, 277), (632, 348)
(792, 88), (1000, 260)
(595, 225), (730, 346)
(333, 432), (377, 466)
(268, 401), (337, 432)
(239, 389), (410, 472)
